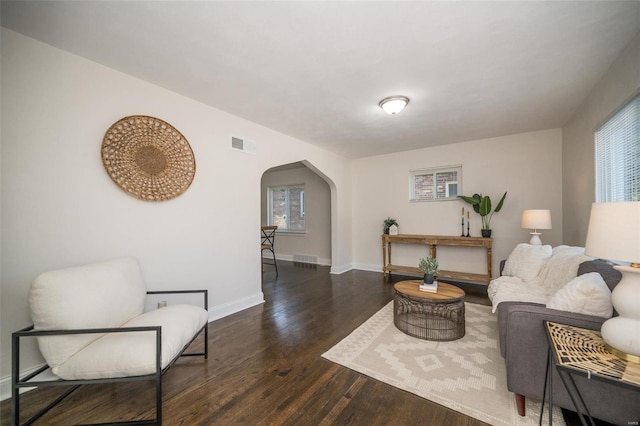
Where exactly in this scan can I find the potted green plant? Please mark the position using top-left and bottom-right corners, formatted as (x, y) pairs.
(459, 192), (507, 237)
(383, 217), (398, 234)
(418, 256), (439, 284)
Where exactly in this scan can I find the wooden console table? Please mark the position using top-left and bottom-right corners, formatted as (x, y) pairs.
(382, 234), (492, 284)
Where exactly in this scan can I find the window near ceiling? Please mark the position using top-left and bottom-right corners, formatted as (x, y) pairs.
(595, 94), (640, 202)
(410, 165), (462, 202)
(268, 185), (305, 231)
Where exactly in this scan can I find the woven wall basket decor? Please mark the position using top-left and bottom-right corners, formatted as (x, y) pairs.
(101, 115), (196, 201)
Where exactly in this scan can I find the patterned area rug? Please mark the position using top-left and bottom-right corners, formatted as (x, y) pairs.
(322, 302), (565, 425)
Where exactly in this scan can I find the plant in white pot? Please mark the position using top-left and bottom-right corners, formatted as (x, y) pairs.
(418, 256), (439, 284)
(383, 217), (398, 234)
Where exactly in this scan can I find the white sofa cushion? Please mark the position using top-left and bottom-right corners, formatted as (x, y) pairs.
(546, 272), (613, 318)
(29, 257), (146, 368)
(502, 243), (552, 281)
(52, 304), (208, 380)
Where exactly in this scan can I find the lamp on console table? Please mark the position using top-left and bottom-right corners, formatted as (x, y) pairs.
(521, 209), (552, 245)
(585, 201), (640, 361)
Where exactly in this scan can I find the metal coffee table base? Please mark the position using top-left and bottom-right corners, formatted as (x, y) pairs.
(394, 291), (465, 341)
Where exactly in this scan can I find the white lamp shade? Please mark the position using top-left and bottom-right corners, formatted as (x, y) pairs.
(379, 96), (409, 114)
(521, 209), (552, 230)
(585, 202), (640, 264)
(585, 202), (640, 359)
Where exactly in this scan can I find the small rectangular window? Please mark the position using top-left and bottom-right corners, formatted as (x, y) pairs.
(268, 185), (305, 231)
(595, 94), (640, 202)
(446, 182), (458, 198)
(410, 166), (462, 202)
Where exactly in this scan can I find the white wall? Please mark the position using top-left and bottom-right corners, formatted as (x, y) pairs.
(352, 129), (564, 278)
(261, 165), (332, 265)
(0, 29), (352, 387)
(562, 31), (640, 246)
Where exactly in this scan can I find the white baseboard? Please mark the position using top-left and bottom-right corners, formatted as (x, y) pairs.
(330, 263), (353, 274)
(1, 293), (266, 403)
(207, 291), (265, 322)
(351, 263), (383, 273)
(0, 364), (43, 402)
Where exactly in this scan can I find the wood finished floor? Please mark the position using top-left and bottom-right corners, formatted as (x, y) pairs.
(2, 263), (499, 425)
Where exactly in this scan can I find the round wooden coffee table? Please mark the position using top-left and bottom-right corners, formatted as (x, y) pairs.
(393, 280), (465, 341)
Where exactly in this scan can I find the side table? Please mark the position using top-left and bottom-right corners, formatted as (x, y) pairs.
(543, 321), (640, 426)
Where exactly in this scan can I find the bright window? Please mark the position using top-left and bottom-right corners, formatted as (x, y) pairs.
(410, 166), (462, 202)
(268, 185), (305, 231)
(595, 94), (640, 202)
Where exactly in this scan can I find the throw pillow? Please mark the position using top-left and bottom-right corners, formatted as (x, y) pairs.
(546, 272), (613, 318)
(502, 243), (552, 281)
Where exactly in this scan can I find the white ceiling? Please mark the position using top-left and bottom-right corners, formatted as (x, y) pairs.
(2, 1), (639, 159)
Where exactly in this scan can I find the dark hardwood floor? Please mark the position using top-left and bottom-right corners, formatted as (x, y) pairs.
(1, 263), (502, 425)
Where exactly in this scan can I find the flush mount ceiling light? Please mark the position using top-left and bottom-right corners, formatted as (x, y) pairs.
(379, 96), (409, 115)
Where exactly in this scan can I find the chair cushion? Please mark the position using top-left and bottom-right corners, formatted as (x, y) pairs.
(52, 304), (208, 379)
(29, 257), (146, 368)
(546, 272), (613, 318)
(502, 243), (552, 281)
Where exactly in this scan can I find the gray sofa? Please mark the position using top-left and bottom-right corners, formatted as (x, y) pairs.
(496, 259), (640, 425)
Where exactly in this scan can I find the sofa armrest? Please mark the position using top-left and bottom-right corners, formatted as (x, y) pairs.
(496, 301), (544, 358)
(500, 303), (607, 400)
(16, 324), (162, 337)
(13, 324), (163, 382)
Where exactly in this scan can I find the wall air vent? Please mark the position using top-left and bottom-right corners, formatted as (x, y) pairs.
(293, 254), (318, 264)
(231, 136), (256, 154)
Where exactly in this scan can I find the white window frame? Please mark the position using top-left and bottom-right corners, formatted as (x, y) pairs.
(595, 94), (640, 202)
(446, 181), (459, 198)
(267, 184), (306, 232)
(410, 165), (462, 202)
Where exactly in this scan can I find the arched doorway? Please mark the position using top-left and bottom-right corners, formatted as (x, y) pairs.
(260, 161), (333, 271)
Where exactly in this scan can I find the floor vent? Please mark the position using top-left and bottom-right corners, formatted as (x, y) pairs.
(293, 254), (317, 264)
(231, 136), (256, 154)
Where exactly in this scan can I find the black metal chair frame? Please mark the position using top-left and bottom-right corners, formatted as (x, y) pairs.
(261, 226), (278, 276)
(12, 289), (208, 426)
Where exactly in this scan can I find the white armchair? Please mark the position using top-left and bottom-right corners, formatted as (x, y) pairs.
(12, 257), (209, 425)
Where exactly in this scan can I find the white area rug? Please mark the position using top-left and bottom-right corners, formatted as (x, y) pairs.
(322, 302), (565, 426)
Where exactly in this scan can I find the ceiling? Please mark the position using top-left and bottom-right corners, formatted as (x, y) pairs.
(2, 1), (639, 159)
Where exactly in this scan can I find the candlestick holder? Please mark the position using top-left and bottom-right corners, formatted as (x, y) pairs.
(466, 222), (470, 237)
(461, 219), (465, 237)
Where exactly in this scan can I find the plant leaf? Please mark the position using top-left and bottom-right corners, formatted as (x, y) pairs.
(458, 195), (479, 205)
(479, 196), (491, 216)
(494, 192), (508, 212)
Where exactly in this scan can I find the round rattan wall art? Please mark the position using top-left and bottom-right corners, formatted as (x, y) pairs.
(101, 116), (195, 201)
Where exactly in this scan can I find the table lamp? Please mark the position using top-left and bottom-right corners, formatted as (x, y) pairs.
(585, 201), (640, 361)
(521, 209), (552, 245)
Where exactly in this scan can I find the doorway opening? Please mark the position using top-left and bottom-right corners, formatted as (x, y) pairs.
(260, 161), (333, 276)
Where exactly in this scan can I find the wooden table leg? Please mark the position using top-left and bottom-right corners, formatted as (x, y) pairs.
(382, 237), (388, 279)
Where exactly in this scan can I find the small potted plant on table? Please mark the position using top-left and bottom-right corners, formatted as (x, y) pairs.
(383, 217), (398, 235)
(418, 256), (439, 292)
